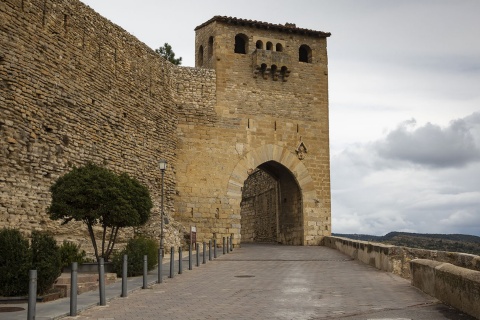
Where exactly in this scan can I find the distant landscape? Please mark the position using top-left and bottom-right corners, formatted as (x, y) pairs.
(332, 231), (480, 256)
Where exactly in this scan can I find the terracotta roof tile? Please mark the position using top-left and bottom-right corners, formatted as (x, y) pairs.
(195, 16), (331, 38)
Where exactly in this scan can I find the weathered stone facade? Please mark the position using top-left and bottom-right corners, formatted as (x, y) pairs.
(178, 17), (331, 245)
(241, 169), (278, 243)
(1, 0), (331, 251)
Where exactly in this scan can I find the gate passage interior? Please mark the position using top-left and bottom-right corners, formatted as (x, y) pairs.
(240, 161), (303, 245)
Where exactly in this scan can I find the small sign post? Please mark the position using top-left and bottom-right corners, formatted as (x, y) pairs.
(191, 226), (197, 250)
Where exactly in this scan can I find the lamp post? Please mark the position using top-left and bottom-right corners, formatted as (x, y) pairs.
(158, 159), (167, 257)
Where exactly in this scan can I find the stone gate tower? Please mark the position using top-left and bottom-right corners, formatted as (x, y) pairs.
(174, 16), (331, 246)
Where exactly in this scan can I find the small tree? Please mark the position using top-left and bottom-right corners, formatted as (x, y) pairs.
(155, 42), (182, 65)
(48, 163), (153, 262)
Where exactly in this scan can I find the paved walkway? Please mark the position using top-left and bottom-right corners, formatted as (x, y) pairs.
(1, 244), (476, 319)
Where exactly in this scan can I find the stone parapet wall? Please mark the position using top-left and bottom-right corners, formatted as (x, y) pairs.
(324, 236), (480, 319)
(324, 236), (480, 278)
(411, 259), (480, 319)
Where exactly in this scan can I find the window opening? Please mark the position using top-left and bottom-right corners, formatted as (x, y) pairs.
(266, 41), (273, 51)
(299, 44), (312, 63)
(208, 36), (214, 59)
(198, 45), (204, 67)
(271, 65), (278, 81)
(280, 66), (289, 81)
(276, 43), (283, 52)
(256, 40), (263, 49)
(234, 34), (248, 54)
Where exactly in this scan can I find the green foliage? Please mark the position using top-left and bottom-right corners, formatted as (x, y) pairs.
(0, 229), (31, 296)
(31, 231), (62, 294)
(48, 163), (153, 261)
(112, 237), (158, 277)
(59, 241), (87, 269)
(48, 163), (122, 225)
(155, 43), (182, 65)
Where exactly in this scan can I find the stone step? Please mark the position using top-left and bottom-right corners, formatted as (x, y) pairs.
(54, 273), (117, 297)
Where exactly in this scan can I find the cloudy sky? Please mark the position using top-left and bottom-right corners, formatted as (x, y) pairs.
(80, 0), (480, 236)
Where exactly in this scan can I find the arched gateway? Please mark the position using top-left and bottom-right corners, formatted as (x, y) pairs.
(228, 144), (315, 245)
(174, 17), (331, 247)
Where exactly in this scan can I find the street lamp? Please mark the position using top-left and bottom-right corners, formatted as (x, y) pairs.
(158, 159), (167, 257)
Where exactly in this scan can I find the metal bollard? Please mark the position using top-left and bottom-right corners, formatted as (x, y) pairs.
(189, 244), (193, 270)
(202, 242), (207, 264)
(230, 234), (233, 251)
(70, 262), (78, 316)
(122, 254), (128, 297)
(27, 270), (37, 320)
(99, 258), (106, 306)
(178, 247), (183, 274)
(196, 243), (200, 267)
(214, 239), (217, 258)
(143, 255), (148, 289)
(209, 240), (212, 261)
(227, 237), (230, 253)
(169, 247), (174, 278)
(223, 237), (226, 254)
(158, 248), (163, 284)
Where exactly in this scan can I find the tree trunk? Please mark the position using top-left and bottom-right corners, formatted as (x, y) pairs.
(86, 222), (100, 262)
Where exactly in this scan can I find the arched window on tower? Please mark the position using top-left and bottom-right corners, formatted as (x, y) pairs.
(198, 45), (204, 67)
(208, 36), (214, 59)
(276, 43), (283, 52)
(299, 44), (312, 63)
(256, 40), (263, 50)
(234, 34), (248, 54)
(266, 41), (273, 51)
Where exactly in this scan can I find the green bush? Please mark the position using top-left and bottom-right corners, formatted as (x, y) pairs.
(0, 228), (31, 296)
(59, 240), (87, 269)
(112, 237), (158, 277)
(49, 163), (153, 262)
(31, 231), (62, 294)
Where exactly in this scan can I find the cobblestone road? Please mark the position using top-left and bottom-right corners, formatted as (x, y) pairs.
(65, 244), (475, 320)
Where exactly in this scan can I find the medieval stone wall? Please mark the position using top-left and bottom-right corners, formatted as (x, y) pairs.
(241, 169), (278, 243)
(1, 1), (331, 250)
(0, 0), (203, 252)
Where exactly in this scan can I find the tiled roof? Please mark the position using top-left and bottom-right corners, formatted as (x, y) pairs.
(195, 16), (331, 38)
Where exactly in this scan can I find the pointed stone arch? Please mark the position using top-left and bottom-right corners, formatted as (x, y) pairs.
(227, 144), (316, 244)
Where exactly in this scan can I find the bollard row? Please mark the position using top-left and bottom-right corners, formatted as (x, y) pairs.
(27, 237), (234, 319)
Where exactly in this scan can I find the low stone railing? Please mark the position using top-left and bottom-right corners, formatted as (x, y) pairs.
(323, 236), (480, 319)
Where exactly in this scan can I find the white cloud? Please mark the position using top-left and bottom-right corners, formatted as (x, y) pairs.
(332, 113), (480, 236)
(374, 114), (480, 168)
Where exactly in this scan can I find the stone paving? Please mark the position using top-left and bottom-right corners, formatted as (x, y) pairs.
(61, 244), (475, 320)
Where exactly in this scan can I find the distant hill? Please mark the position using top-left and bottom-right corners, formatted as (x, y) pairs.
(332, 231), (480, 256)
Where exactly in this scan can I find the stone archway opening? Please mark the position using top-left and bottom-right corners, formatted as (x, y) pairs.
(240, 160), (303, 245)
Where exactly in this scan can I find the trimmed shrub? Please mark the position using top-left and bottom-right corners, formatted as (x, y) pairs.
(49, 163), (153, 262)
(31, 231), (62, 294)
(59, 240), (87, 269)
(112, 237), (158, 277)
(0, 228), (31, 296)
